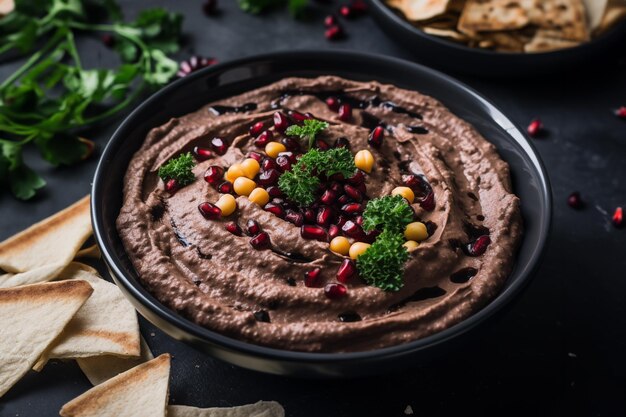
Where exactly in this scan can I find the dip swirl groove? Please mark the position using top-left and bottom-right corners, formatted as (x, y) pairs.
(117, 76), (522, 352)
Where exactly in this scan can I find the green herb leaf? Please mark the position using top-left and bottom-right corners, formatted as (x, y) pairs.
(158, 152), (196, 186)
(238, 0), (308, 16)
(362, 195), (414, 233)
(285, 119), (329, 149)
(277, 170), (320, 206)
(34, 132), (88, 166)
(356, 229), (408, 292)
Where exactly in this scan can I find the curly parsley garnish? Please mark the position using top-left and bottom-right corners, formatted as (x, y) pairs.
(158, 153), (195, 186)
(278, 147), (356, 206)
(356, 229), (408, 292)
(285, 119), (329, 149)
(362, 195), (414, 234)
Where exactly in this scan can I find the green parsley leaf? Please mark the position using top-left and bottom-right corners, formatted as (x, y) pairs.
(285, 119), (329, 149)
(277, 170), (319, 206)
(356, 229), (408, 292)
(238, 0), (308, 16)
(158, 152), (196, 186)
(362, 195), (414, 234)
(34, 132), (88, 166)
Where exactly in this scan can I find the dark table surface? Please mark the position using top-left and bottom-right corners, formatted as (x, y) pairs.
(2, 1), (626, 416)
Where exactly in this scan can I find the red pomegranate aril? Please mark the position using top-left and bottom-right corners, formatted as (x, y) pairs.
(615, 106), (626, 119)
(246, 219), (261, 236)
(217, 181), (233, 194)
(266, 186), (283, 198)
(315, 138), (330, 150)
(368, 126), (385, 148)
(330, 182), (343, 193)
(204, 166), (224, 185)
(337, 259), (356, 283)
(351, 0), (368, 13)
(342, 220), (364, 239)
(612, 207), (623, 228)
(258, 168), (280, 185)
(265, 203), (285, 218)
(247, 151), (263, 161)
(301, 225), (328, 241)
(198, 202), (221, 219)
(261, 158), (278, 171)
(254, 130), (273, 147)
(343, 184), (362, 202)
(335, 215), (348, 228)
(249, 122), (265, 136)
(324, 14), (337, 27)
(338, 103), (352, 121)
(342, 203), (363, 214)
(567, 192), (583, 209)
(275, 155), (292, 172)
(320, 189), (338, 205)
(317, 207), (333, 227)
(278, 151), (297, 163)
(250, 232), (271, 249)
(326, 96), (340, 111)
(225, 222), (242, 236)
(355, 215), (364, 226)
(285, 210), (304, 227)
(339, 5), (352, 18)
(337, 194), (350, 205)
(304, 268), (321, 288)
(356, 182), (367, 194)
(347, 170), (365, 185)
(325, 283), (347, 299)
(334, 137), (350, 148)
(465, 235), (491, 256)
(527, 118), (543, 137)
(420, 191), (435, 211)
(328, 224), (340, 239)
(303, 208), (316, 223)
(210, 137), (228, 155)
(281, 137), (301, 151)
(193, 146), (213, 161)
(273, 111), (290, 132)
(165, 179), (178, 193)
(288, 110), (310, 123)
(325, 25), (344, 41)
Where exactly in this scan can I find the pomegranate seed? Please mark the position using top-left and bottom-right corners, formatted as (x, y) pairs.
(567, 192), (583, 209)
(343, 184), (362, 202)
(225, 222), (242, 236)
(325, 25), (344, 41)
(335, 215), (348, 228)
(315, 138), (330, 150)
(198, 202), (221, 219)
(202, 0), (218, 15)
(337, 194), (350, 205)
(273, 111), (290, 132)
(250, 232), (271, 249)
(177, 56), (217, 78)
(326, 96), (340, 111)
(338, 103), (352, 121)
(339, 5), (352, 18)
(612, 207), (623, 228)
(258, 169), (280, 185)
(211, 137), (228, 155)
(165, 179), (178, 193)
(247, 151), (263, 161)
(303, 208), (316, 223)
(301, 225), (328, 241)
(317, 207), (333, 227)
(334, 137), (350, 148)
(324, 14), (337, 27)
(328, 224), (340, 239)
(351, 0), (368, 14)
(330, 182), (343, 193)
(420, 191), (435, 211)
(193, 146), (214, 161)
(342, 220), (364, 239)
(465, 235), (491, 256)
(304, 268), (321, 287)
(275, 155), (292, 172)
(281, 137), (301, 151)
(368, 126), (385, 148)
(615, 106), (626, 119)
(261, 158), (278, 171)
(254, 130), (273, 147)
(355, 215), (364, 225)
(347, 170), (365, 185)
(217, 181), (233, 194)
(101, 34), (114, 48)
(320, 189), (338, 205)
(285, 210), (304, 226)
(363, 230), (380, 243)
(249, 122), (265, 136)
(288, 110), (310, 123)
(247, 219), (261, 236)
(527, 119), (543, 137)
(266, 186), (283, 197)
(265, 202), (285, 218)
(337, 259), (356, 283)
(342, 203), (363, 214)
(278, 151), (297, 163)
(204, 166), (224, 185)
(325, 283), (347, 299)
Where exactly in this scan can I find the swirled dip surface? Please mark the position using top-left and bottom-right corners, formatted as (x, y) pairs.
(117, 76), (522, 352)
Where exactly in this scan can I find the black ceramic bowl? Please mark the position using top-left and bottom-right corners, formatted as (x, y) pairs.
(92, 51), (551, 378)
(367, 0), (626, 77)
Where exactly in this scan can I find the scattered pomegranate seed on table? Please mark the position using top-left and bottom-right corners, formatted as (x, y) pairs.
(325, 25), (344, 41)
(567, 192), (584, 209)
(612, 207), (623, 228)
(615, 106), (626, 119)
(177, 56), (217, 78)
(527, 118), (544, 137)
(324, 15), (338, 27)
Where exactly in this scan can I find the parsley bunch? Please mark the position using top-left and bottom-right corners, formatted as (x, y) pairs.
(362, 195), (414, 233)
(0, 0), (183, 199)
(158, 153), (195, 187)
(285, 119), (328, 149)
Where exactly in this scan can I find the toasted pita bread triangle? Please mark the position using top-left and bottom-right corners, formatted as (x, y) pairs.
(458, 0), (530, 34)
(0, 263), (66, 289)
(33, 263), (140, 371)
(0, 195), (91, 284)
(168, 401), (285, 417)
(0, 280), (93, 398)
(388, 0), (451, 21)
(60, 354), (170, 417)
(76, 244), (101, 259)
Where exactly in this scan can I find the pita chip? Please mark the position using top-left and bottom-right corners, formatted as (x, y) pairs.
(60, 354), (171, 417)
(595, 1), (626, 35)
(77, 336), (154, 386)
(76, 244), (101, 259)
(583, 0), (609, 30)
(0, 264), (67, 289)
(388, 0), (452, 21)
(0, 0), (14, 16)
(528, 0), (589, 41)
(0, 280), (93, 397)
(168, 401), (285, 417)
(524, 29), (581, 52)
(0, 195), (92, 286)
(458, 0), (530, 33)
(34, 263), (140, 370)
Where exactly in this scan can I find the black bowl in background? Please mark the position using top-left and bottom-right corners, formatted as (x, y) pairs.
(91, 50), (551, 378)
(367, 0), (626, 77)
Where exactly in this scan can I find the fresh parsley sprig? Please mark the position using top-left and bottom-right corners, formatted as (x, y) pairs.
(362, 195), (414, 234)
(158, 152), (195, 187)
(356, 229), (408, 292)
(0, 0), (183, 200)
(285, 119), (329, 149)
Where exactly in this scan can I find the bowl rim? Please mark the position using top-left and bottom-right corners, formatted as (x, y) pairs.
(92, 49), (552, 363)
(367, 0), (626, 58)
